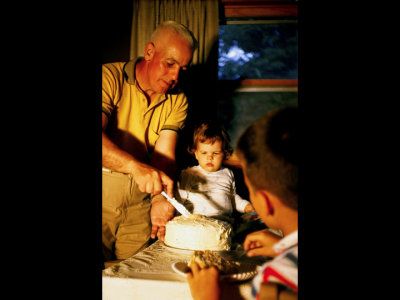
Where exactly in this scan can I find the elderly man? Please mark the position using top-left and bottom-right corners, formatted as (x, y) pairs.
(102, 21), (197, 260)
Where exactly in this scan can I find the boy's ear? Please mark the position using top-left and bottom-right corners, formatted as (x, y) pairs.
(258, 190), (274, 216)
(144, 42), (155, 61)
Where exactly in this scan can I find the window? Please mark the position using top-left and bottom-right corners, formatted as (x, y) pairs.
(217, 1), (298, 157)
(219, 0), (298, 88)
(218, 20), (298, 80)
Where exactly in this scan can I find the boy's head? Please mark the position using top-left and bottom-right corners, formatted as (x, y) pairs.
(189, 120), (233, 172)
(236, 107), (297, 227)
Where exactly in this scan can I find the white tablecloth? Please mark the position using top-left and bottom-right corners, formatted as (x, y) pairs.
(102, 241), (262, 300)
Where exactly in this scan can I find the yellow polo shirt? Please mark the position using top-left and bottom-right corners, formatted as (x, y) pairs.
(102, 59), (188, 163)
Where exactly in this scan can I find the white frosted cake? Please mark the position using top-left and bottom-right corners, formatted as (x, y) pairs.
(164, 215), (232, 251)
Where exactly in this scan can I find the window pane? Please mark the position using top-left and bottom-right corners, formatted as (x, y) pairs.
(218, 22), (298, 80)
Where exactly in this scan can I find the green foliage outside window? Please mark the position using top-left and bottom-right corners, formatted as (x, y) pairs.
(218, 22), (298, 80)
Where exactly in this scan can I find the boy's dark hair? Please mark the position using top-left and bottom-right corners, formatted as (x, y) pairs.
(188, 120), (233, 159)
(236, 106), (298, 210)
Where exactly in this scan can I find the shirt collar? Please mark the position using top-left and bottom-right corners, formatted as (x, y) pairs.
(122, 58), (170, 108)
(123, 58), (141, 86)
(195, 165), (223, 174)
(272, 230), (298, 254)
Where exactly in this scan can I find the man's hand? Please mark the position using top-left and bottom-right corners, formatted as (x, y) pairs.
(243, 229), (282, 258)
(132, 162), (174, 196)
(150, 195), (175, 240)
(187, 261), (220, 300)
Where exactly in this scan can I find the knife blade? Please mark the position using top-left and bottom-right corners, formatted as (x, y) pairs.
(161, 191), (192, 218)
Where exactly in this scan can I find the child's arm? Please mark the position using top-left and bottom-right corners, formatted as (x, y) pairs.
(229, 170), (255, 213)
(234, 194), (255, 213)
(243, 229), (282, 258)
(187, 261), (220, 300)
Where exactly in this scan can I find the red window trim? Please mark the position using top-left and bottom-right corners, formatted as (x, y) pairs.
(240, 79), (297, 87)
(221, 0), (298, 18)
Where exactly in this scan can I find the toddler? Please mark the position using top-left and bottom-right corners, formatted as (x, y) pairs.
(176, 120), (255, 223)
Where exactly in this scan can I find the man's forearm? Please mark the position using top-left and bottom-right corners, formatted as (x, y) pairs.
(150, 130), (179, 180)
(103, 131), (175, 196)
(102, 131), (137, 174)
(150, 151), (177, 180)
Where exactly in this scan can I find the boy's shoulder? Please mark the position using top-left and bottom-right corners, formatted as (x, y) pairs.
(252, 243), (298, 297)
(261, 231), (298, 292)
(263, 244), (298, 292)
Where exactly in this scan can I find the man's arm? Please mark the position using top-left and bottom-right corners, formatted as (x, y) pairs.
(149, 129), (180, 240)
(150, 129), (179, 178)
(102, 112), (174, 196)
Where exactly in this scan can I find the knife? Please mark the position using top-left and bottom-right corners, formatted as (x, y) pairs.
(161, 191), (192, 218)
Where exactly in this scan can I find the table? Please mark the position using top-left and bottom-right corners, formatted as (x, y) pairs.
(102, 240), (264, 300)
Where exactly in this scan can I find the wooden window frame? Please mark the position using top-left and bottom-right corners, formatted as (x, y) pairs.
(220, 0), (298, 89)
(222, 0), (298, 18)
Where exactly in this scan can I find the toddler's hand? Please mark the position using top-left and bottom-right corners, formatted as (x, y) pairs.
(244, 203), (255, 213)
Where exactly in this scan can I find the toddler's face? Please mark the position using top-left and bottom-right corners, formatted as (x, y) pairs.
(194, 140), (224, 172)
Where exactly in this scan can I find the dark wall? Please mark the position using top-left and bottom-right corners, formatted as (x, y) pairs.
(102, 1), (133, 64)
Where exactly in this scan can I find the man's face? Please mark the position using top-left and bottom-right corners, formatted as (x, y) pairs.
(146, 32), (193, 94)
(194, 140), (224, 172)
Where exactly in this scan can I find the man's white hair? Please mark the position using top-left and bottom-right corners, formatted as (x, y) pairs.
(151, 20), (198, 50)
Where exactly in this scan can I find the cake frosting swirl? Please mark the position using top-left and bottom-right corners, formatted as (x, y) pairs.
(164, 215), (232, 251)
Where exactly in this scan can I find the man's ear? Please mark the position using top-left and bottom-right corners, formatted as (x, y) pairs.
(144, 42), (155, 61)
(258, 190), (274, 216)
